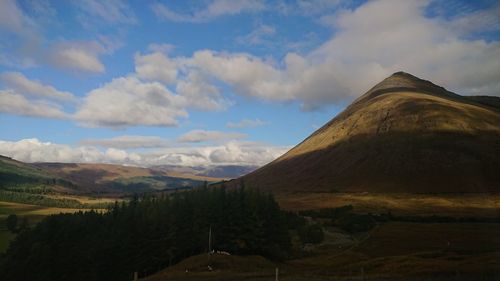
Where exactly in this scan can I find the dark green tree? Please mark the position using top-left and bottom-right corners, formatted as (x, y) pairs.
(6, 214), (17, 233)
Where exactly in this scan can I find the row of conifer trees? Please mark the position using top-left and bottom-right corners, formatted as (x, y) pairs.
(0, 186), (292, 281)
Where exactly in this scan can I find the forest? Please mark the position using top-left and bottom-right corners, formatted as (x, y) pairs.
(0, 186), (293, 281)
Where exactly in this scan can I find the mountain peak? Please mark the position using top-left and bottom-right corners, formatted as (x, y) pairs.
(357, 71), (452, 103)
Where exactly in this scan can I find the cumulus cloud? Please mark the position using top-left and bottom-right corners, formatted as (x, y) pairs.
(153, 0), (265, 23)
(75, 76), (188, 128)
(138, 141), (289, 167)
(0, 90), (68, 119)
(0, 72), (75, 101)
(48, 40), (108, 73)
(227, 118), (268, 128)
(0, 138), (140, 164)
(80, 135), (170, 149)
(175, 70), (231, 111)
(308, 0), (500, 96)
(0, 138), (289, 167)
(178, 130), (247, 143)
(135, 52), (178, 84)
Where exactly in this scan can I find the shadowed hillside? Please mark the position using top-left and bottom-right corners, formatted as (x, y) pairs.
(235, 72), (500, 193)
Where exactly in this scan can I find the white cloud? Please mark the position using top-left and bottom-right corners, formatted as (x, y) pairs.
(80, 135), (170, 149)
(236, 24), (276, 45)
(134, 51), (230, 111)
(0, 72), (75, 101)
(141, 140), (290, 166)
(74, 0), (137, 26)
(48, 40), (107, 73)
(0, 0), (36, 36)
(153, 0), (265, 23)
(227, 118), (268, 128)
(207, 140), (284, 165)
(104, 147), (141, 163)
(0, 89), (68, 119)
(135, 52), (178, 84)
(175, 70), (231, 111)
(0, 138), (135, 164)
(0, 138), (289, 167)
(447, 4), (500, 35)
(178, 130), (247, 143)
(75, 76), (188, 128)
(308, 0), (500, 96)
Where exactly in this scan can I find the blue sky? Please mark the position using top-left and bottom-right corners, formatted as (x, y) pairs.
(0, 0), (499, 167)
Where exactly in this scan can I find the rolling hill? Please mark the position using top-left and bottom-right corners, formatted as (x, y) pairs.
(152, 164), (258, 179)
(32, 162), (218, 194)
(235, 72), (500, 194)
(0, 156), (219, 197)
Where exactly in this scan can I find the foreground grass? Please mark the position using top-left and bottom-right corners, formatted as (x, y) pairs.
(142, 222), (500, 281)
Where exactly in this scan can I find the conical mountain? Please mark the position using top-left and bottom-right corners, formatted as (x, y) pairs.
(239, 72), (500, 193)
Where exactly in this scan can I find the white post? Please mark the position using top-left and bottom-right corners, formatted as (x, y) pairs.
(133, 271), (138, 281)
(208, 226), (212, 253)
(275, 267), (279, 281)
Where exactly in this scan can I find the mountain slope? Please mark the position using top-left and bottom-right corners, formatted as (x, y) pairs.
(237, 72), (500, 193)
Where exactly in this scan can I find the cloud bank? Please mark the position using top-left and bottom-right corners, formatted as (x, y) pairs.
(0, 138), (289, 167)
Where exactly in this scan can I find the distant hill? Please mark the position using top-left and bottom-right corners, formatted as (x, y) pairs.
(0, 156), (219, 196)
(234, 72), (500, 193)
(152, 164), (258, 179)
(33, 162), (219, 195)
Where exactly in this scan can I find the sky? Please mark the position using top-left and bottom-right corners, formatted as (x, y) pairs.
(0, 0), (499, 167)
